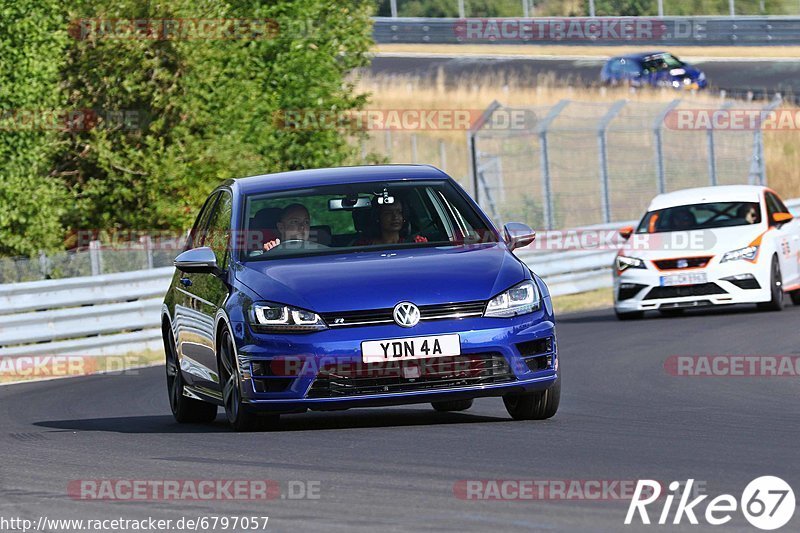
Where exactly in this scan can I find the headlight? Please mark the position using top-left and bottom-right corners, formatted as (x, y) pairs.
(250, 302), (327, 332)
(616, 255), (646, 273)
(721, 246), (758, 263)
(484, 280), (540, 318)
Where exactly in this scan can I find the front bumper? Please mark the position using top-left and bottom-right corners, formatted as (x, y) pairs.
(614, 256), (771, 312)
(232, 299), (559, 413)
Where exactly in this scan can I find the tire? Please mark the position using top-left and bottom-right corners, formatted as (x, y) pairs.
(658, 308), (685, 317)
(503, 378), (560, 421)
(164, 326), (217, 424)
(757, 256), (784, 312)
(615, 309), (644, 321)
(431, 399), (474, 412)
(791, 290), (800, 306)
(219, 328), (279, 432)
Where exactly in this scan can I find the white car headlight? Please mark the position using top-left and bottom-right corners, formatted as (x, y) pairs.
(484, 280), (540, 318)
(250, 302), (327, 332)
(721, 246), (759, 263)
(616, 255), (646, 273)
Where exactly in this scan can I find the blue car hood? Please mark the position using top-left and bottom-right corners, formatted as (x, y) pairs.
(236, 244), (526, 313)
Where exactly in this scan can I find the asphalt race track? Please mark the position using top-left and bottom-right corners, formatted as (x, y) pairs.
(370, 55), (800, 100)
(2, 304), (799, 532)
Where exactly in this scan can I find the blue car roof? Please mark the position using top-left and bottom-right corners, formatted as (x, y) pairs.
(610, 51), (668, 61)
(231, 165), (450, 196)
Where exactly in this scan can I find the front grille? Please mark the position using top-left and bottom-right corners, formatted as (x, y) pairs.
(618, 283), (648, 301)
(306, 353), (514, 398)
(319, 300), (486, 328)
(516, 337), (553, 357)
(725, 277), (761, 290)
(653, 256), (712, 270)
(525, 355), (552, 372)
(644, 283), (727, 300)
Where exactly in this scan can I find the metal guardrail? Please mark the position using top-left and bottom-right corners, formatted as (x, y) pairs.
(0, 267), (173, 358)
(373, 16), (800, 46)
(2, 197), (798, 358)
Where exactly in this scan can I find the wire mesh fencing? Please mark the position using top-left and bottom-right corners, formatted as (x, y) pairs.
(469, 97), (781, 230)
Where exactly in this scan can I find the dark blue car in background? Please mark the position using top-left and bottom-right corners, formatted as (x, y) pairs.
(162, 165), (560, 431)
(601, 51), (707, 90)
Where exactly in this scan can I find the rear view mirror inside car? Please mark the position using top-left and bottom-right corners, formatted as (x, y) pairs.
(329, 196), (372, 210)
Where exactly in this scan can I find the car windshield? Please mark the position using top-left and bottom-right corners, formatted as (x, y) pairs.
(240, 180), (497, 261)
(642, 53), (684, 72)
(636, 201), (762, 233)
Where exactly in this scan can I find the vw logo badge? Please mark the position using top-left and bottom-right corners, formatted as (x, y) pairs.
(393, 302), (420, 328)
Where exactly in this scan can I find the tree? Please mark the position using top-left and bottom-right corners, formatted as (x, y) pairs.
(55, 0), (374, 237)
(0, 0), (68, 256)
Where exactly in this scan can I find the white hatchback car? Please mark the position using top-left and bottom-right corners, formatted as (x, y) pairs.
(614, 185), (800, 319)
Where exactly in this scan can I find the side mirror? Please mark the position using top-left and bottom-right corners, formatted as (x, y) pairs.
(619, 225), (634, 240)
(772, 212), (794, 225)
(504, 222), (536, 251)
(174, 247), (219, 274)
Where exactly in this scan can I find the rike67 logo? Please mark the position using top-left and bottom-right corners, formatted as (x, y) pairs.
(626, 477), (795, 530)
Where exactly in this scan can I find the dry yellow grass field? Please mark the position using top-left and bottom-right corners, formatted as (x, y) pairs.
(357, 73), (800, 201)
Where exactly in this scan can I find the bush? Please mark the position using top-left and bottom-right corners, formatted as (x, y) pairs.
(0, 0), (68, 256)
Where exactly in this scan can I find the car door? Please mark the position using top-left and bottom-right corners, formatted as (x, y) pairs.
(173, 192), (218, 384)
(175, 190), (233, 395)
(766, 191), (799, 287)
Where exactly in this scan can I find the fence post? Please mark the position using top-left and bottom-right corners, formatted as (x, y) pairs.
(89, 240), (103, 276)
(38, 251), (50, 280)
(535, 100), (569, 230)
(750, 96), (782, 185)
(468, 100), (503, 205)
(384, 129), (392, 159)
(411, 133), (418, 164)
(597, 100), (627, 224)
(438, 139), (447, 172)
(654, 99), (682, 194)
(708, 101), (733, 186)
(141, 235), (154, 269)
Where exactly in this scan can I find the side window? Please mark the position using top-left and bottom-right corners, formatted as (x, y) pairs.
(765, 193), (781, 222)
(769, 192), (789, 214)
(185, 192), (219, 251)
(204, 191), (233, 269)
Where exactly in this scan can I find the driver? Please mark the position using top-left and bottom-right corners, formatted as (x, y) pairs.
(263, 203), (310, 251)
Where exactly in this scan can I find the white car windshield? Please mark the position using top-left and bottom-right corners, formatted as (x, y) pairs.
(636, 201), (762, 233)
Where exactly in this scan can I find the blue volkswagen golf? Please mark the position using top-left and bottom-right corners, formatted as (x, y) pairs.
(162, 165), (560, 431)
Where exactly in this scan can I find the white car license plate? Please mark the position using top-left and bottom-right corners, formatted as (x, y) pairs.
(361, 334), (460, 363)
(660, 273), (708, 287)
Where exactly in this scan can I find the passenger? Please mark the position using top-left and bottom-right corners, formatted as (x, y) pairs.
(738, 204), (760, 224)
(263, 203), (311, 251)
(357, 197), (427, 245)
(671, 208), (696, 230)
